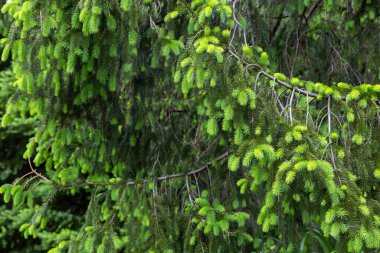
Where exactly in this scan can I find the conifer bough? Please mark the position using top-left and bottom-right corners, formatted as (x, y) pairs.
(0, 0), (380, 252)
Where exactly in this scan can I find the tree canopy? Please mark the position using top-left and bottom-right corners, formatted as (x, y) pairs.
(0, 0), (379, 252)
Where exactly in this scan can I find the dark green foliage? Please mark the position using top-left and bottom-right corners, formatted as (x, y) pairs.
(0, 0), (379, 252)
(0, 70), (33, 178)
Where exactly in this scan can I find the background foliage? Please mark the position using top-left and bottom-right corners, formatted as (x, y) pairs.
(0, 0), (379, 252)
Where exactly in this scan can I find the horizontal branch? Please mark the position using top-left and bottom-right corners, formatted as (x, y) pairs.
(229, 47), (355, 101)
(124, 151), (229, 186)
(261, 71), (319, 98)
(80, 152), (229, 188)
(245, 57), (349, 101)
(229, 49), (322, 99)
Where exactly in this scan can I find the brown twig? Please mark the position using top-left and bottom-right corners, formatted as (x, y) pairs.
(123, 152), (229, 186)
(28, 158), (51, 183)
(68, 152), (230, 190)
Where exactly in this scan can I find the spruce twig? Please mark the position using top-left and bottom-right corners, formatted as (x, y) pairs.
(28, 158), (51, 183)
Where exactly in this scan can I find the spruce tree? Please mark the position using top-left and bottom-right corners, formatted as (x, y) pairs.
(0, 0), (379, 252)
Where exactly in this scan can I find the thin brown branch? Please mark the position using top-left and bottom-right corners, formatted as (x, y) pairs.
(125, 151), (229, 186)
(260, 71), (319, 98)
(75, 152), (229, 189)
(28, 158), (51, 183)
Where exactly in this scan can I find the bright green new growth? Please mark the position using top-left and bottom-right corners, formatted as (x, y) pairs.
(0, 0), (379, 252)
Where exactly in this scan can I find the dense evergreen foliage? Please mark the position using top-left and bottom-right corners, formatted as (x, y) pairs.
(0, 0), (379, 252)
